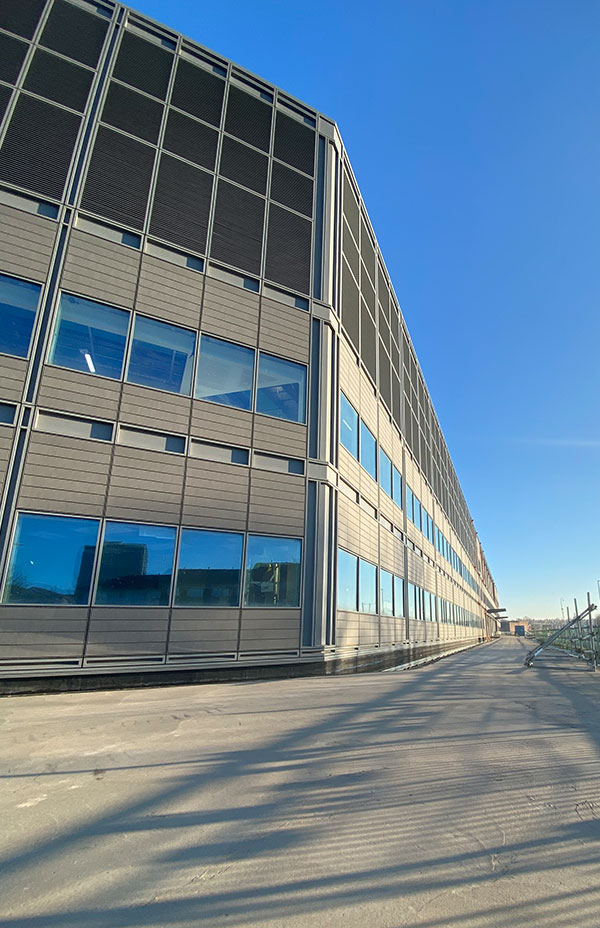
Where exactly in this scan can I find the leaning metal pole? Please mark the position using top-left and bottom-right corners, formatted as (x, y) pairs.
(524, 601), (596, 668)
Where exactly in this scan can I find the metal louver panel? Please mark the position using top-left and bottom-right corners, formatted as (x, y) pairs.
(361, 266), (375, 315)
(40, 0), (108, 68)
(273, 111), (315, 176)
(0, 33), (28, 85)
(342, 171), (359, 241)
(224, 86), (272, 153)
(361, 302), (376, 383)
(0, 85), (12, 126)
(342, 220), (359, 280)
(0, 94), (80, 198)
(361, 216), (376, 285)
(149, 153), (213, 254)
(24, 48), (93, 112)
(113, 31), (173, 100)
(270, 161), (313, 217)
(163, 109), (218, 171)
(341, 258), (359, 349)
(392, 375), (401, 430)
(219, 135), (268, 194)
(101, 81), (163, 144)
(210, 179), (265, 276)
(265, 203), (311, 295)
(0, 0), (46, 39)
(170, 58), (224, 126)
(81, 126), (155, 229)
(379, 341), (391, 410)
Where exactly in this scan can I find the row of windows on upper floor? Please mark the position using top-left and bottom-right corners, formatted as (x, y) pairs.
(337, 548), (483, 629)
(340, 390), (481, 597)
(0, 272), (307, 424)
(1, 512), (302, 609)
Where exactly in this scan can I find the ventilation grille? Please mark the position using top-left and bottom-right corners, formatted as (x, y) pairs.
(0, 0), (46, 39)
(149, 153), (213, 254)
(392, 376), (401, 430)
(270, 161), (313, 218)
(40, 0), (108, 68)
(171, 58), (224, 126)
(24, 48), (93, 112)
(0, 32), (28, 84)
(163, 109), (218, 171)
(81, 126), (155, 229)
(273, 111), (315, 176)
(101, 80), (163, 144)
(219, 135), (267, 194)
(0, 85), (11, 126)
(0, 94), (80, 198)
(265, 203), (311, 295)
(113, 31), (173, 100)
(225, 85), (271, 153)
(342, 171), (359, 241)
(361, 267), (375, 315)
(341, 258), (359, 349)
(342, 220), (359, 280)
(379, 341), (391, 409)
(361, 217), (376, 285)
(361, 303), (376, 383)
(210, 178), (265, 275)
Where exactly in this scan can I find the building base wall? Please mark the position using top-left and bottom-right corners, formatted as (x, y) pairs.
(0, 637), (485, 696)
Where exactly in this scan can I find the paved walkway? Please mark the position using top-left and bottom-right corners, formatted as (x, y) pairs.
(1, 637), (600, 928)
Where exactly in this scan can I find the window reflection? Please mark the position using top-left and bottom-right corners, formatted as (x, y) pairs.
(2, 513), (99, 604)
(359, 558), (377, 614)
(175, 529), (243, 606)
(49, 293), (130, 379)
(0, 273), (41, 358)
(95, 522), (176, 606)
(244, 535), (301, 607)
(380, 568), (393, 616)
(340, 393), (358, 458)
(379, 448), (392, 497)
(127, 315), (196, 395)
(195, 335), (254, 410)
(256, 353), (306, 423)
(359, 421), (376, 480)
(337, 548), (357, 611)
(394, 576), (405, 617)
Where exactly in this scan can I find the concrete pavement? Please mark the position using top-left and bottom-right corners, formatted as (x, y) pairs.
(1, 637), (599, 927)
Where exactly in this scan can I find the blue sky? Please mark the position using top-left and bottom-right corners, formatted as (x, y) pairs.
(132, 0), (600, 619)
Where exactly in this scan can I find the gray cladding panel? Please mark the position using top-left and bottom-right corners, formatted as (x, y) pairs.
(120, 383), (191, 433)
(85, 608), (169, 656)
(0, 203), (57, 281)
(253, 415), (307, 458)
(0, 356), (28, 402)
(201, 278), (259, 347)
(182, 458), (249, 530)
(17, 432), (112, 515)
(61, 230), (140, 307)
(0, 606), (87, 660)
(168, 608), (239, 652)
(239, 608), (300, 650)
(37, 366), (122, 418)
(191, 400), (252, 446)
(248, 469), (305, 535)
(136, 255), (204, 330)
(106, 444), (185, 522)
(258, 298), (310, 363)
(0, 427), (14, 487)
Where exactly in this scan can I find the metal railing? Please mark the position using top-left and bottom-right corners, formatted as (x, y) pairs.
(524, 594), (598, 670)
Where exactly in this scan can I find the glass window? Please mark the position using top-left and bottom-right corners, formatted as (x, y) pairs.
(95, 521), (176, 606)
(393, 466), (402, 506)
(0, 403), (16, 424)
(2, 513), (99, 604)
(408, 582), (417, 620)
(394, 576), (405, 617)
(195, 335), (255, 410)
(423, 591), (431, 621)
(49, 293), (130, 379)
(379, 448), (392, 497)
(256, 353), (307, 423)
(127, 315), (196, 395)
(380, 568), (393, 616)
(359, 559), (377, 614)
(414, 497), (422, 531)
(337, 548), (357, 611)
(339, 393), (358, 458)
(359, 421), (377, 480)
(175, 529), (243, 606)
(244, 535), (302, 607)
(406, 485), (414, 521)
(0, 273), (41, 358)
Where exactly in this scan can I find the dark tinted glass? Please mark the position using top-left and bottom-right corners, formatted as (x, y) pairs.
(175, 529), (243, 606)
(95, 522), (176, 606)
(244, 535), (302, 607)
(126, 315), (196, 395)
(0, 273), (41, 357)
(2, 513), (99, 604)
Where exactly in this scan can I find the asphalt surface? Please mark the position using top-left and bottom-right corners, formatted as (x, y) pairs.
(1, 637), (599, 928)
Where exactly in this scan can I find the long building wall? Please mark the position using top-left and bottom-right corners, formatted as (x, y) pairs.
(0, 0), (498, 682)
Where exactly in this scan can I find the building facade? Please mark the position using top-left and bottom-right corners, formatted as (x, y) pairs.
(0, 0), (498, 686)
